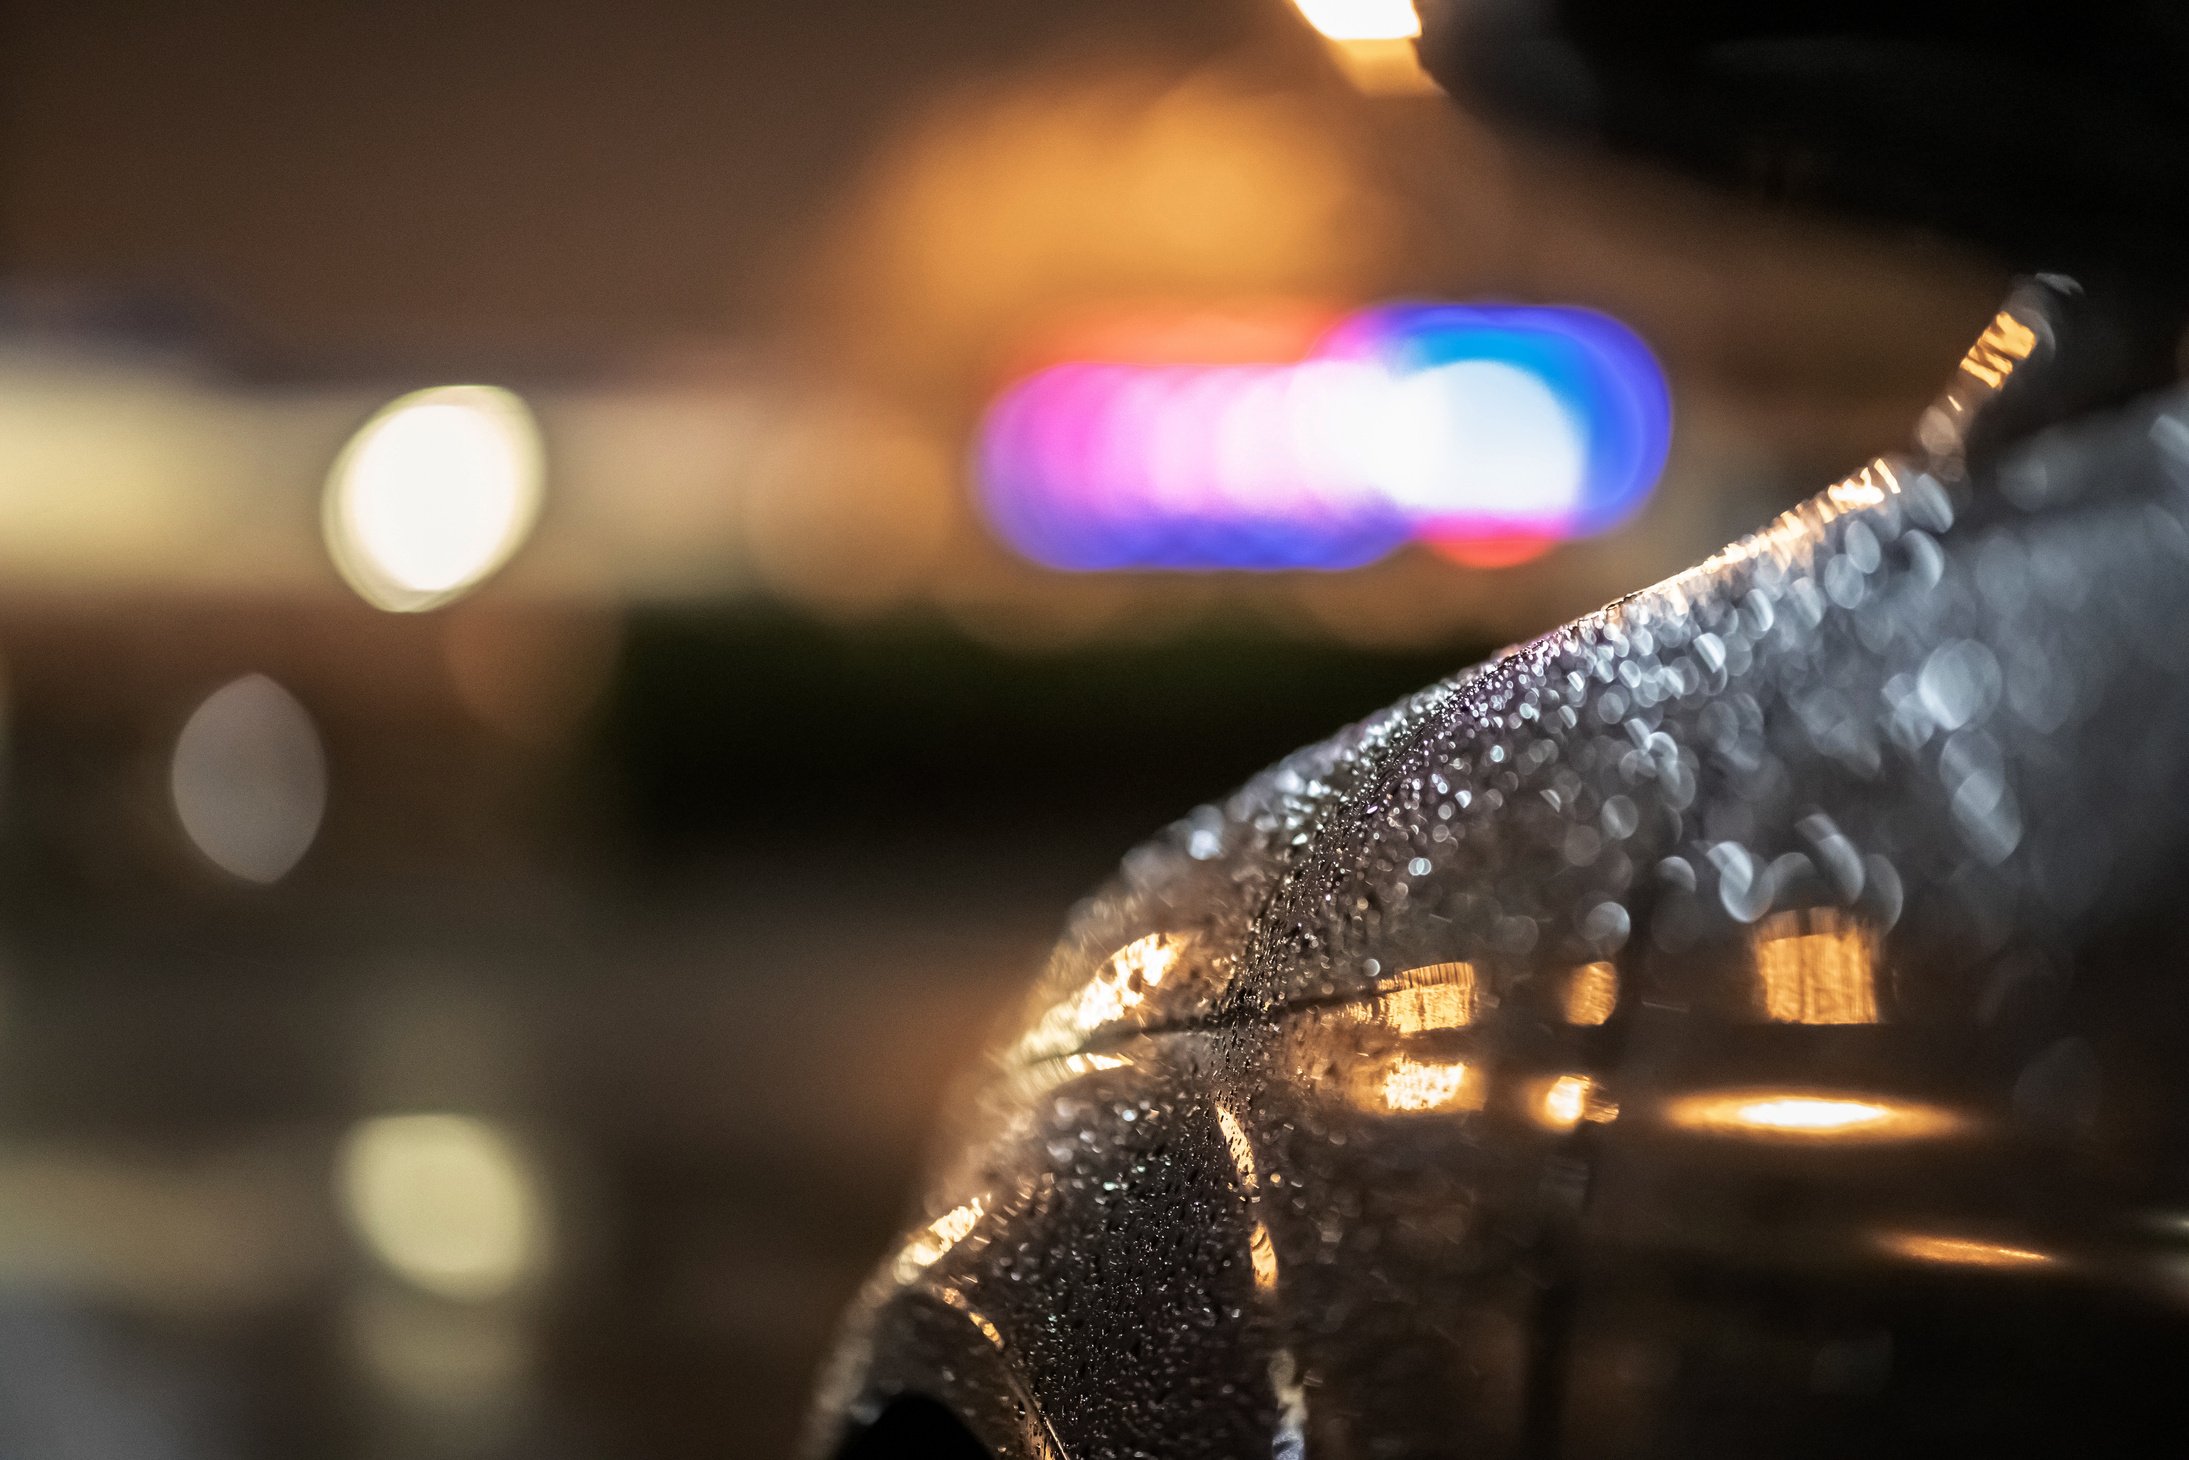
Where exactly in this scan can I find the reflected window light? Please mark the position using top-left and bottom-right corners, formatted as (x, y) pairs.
(1248, 1220), (1281, 1291)
(893, 1196), (987, 1284)
(1562, 962), (1619, 1026)
(1012, 932), (1184, 1063)
(1959, 309), (2040, 391)
(171, 674), (326, 884)
(1291, 0), (1420, 40)
(1322, 36), (1441, 95)
(337, 1115), (547, 1302)
(1379, 960), (1478, 1033)
(1664, 1089), (1964, 1143)
(1377, 1055), (1483, 1113)
(1754, 909), (1880, 1024)
(1878, 1231), (2055, 1270)
(325, 386), (544, 613)
(1535, 1073), (1613, 1131)
(1377, 360), (1587, 535)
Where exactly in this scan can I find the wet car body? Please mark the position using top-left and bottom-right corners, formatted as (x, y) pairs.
(813, 284), (2189, 1459)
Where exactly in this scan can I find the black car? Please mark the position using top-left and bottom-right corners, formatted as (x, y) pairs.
(812, 8), (2189, 1455)
(810, 276), (2189, 1458)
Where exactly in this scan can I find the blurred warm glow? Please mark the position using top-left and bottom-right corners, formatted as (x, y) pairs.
(1215, 1103), (1262, 1196)
(936, 1286), (1008, 1353)
(1003, 1050), (1136, 1108)
(1879, 1231), (2055, 1269)
(1665, 1090), (1964, 1143)
(1012, 932), (1184, 1063)
(337, 1115), (547, 1302)
(1214, 1105), (1281, 1289)
(325, 386), (544, 613)
(1957, 309), (2040, 392)
(815, 68), (1382, 390)
(742, 403), (955, 615)
(1754, 911), (1880, 1024)
(1562, 963), (1619, 1025)
(1379, 961), (1478, 1033)
(1248, 1222), (1281, 1290)
(893, 1196), (987, 1284)
(1535, 1074), (1606, 1131)
(1323, 37), (1441, 95)
(1378, 1055), (1482, 1113)
(440, 607), (624, 747)
(1378, 359), (1586, 525)
(171, 674), (327, 884)
(1292, 0), (1420, 41)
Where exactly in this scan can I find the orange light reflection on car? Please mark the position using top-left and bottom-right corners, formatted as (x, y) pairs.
(1663, 1090), (1964, 1142)
(1376, 1056), (1483, 1114)
(1878, 1231), (2055, 1269)
(892, 1196), (987, 1283)
(1534, 1073), (1616, 1131)
(1378, 961), (1477, 1033)
(1012, 932), (1184, 1063)
(1753, 910), (1880, 1024)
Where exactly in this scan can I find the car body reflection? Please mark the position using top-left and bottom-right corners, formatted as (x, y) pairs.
(814, 281), (2189, 1458)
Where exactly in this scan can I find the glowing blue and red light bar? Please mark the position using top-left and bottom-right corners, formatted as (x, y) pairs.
(977, 302), (1671, 570)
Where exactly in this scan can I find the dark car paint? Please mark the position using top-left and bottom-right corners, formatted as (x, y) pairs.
(812, 283), (2189, 1457)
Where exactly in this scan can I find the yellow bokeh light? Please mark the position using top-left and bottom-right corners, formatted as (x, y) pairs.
(1292, 0), (1420, 41)
(325, 386), (545, 613)
(1664, 1090), (1965, 1143)
(336, 1115), (547, 1302)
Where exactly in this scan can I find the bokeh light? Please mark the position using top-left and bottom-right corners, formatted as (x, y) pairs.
(337, 1114), (547, 1303)
(977, 302), (1670, 571)
(170, 674), (327, 884)
(1664, 1090), (1966, 1143)
(1878, 1232), (2056, 1270)
(325, 386), (545, 613)
(1291, 0), (1420, 41)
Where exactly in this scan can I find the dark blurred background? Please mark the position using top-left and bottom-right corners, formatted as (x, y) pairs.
(0, 2), (2007, 1456)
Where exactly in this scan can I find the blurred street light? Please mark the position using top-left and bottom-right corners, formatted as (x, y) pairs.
(324, 386), (545, 613)
(337, 1114), (547, 1303)
(1291, 0), (1420, 40)
(170, 674), (327, 884)
(1289, 0), (1437, 92)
